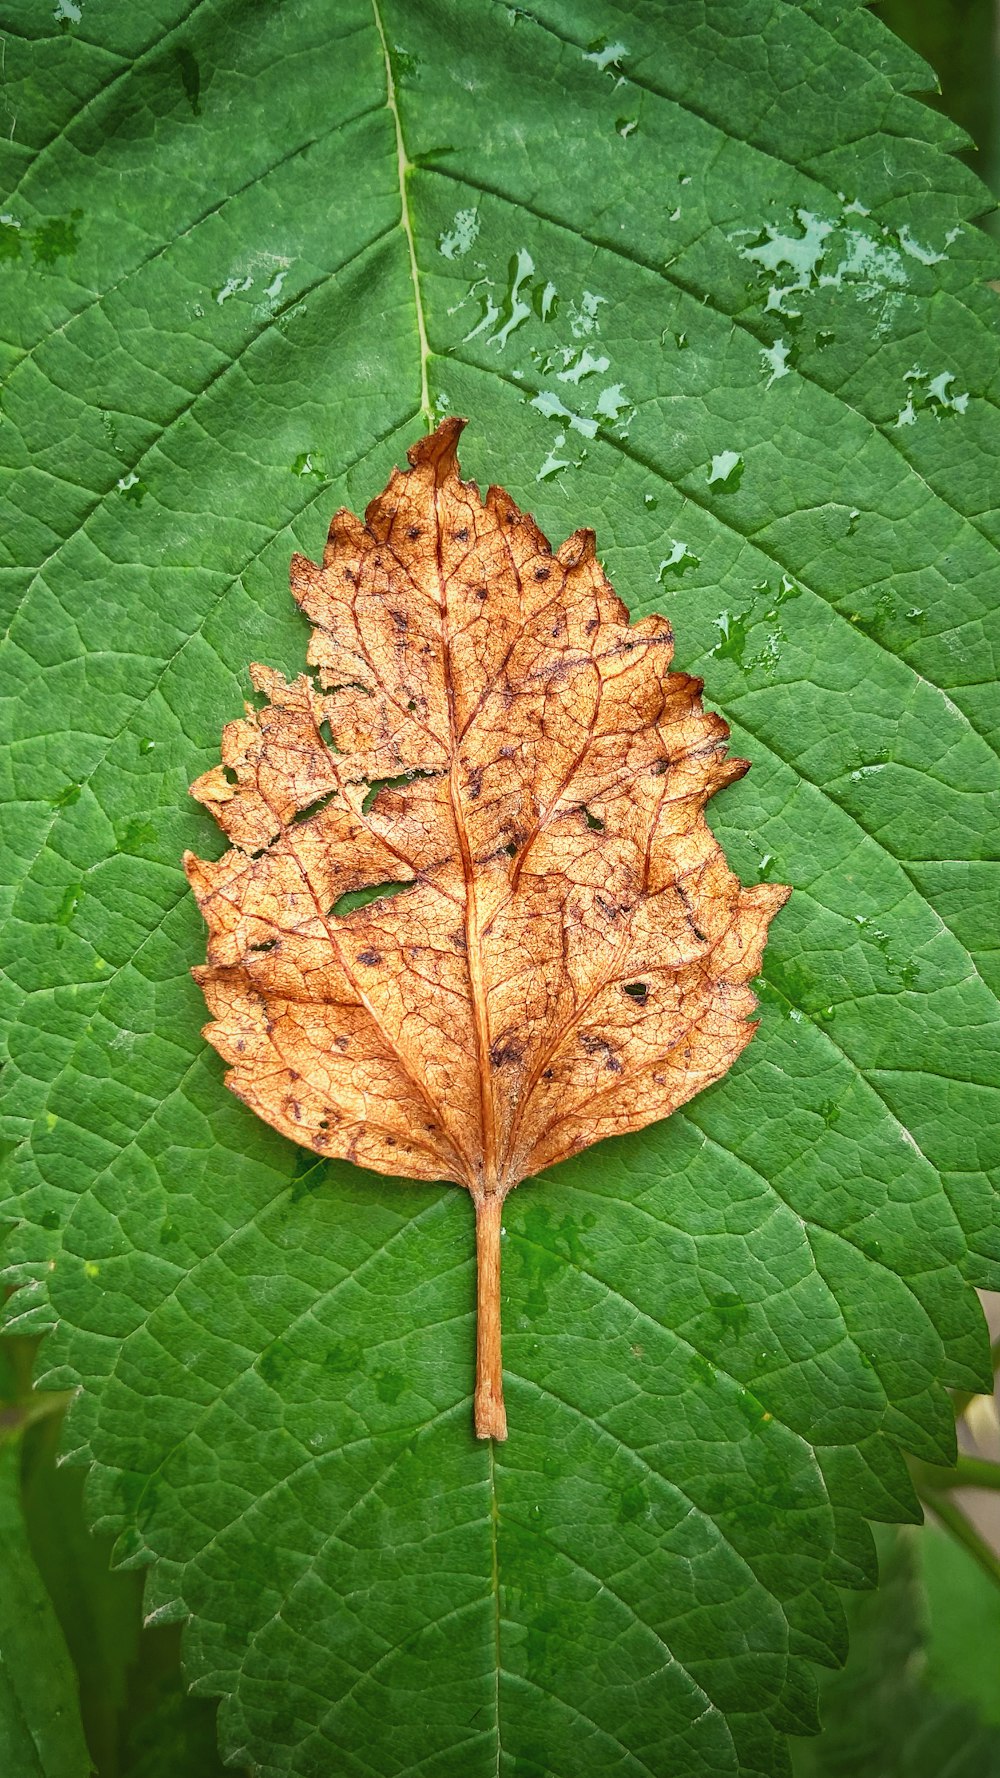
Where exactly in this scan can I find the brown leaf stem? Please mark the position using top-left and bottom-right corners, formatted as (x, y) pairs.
(474, 1191), (507, 1441)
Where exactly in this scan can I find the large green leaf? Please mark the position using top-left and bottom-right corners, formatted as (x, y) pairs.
(1, 2), (998, 1773)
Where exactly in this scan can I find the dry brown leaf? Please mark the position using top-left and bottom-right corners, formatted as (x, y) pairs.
(185, 419), (790, 1438)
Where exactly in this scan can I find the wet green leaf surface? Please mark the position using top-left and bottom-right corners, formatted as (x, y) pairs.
(1, 2), (998, 1773)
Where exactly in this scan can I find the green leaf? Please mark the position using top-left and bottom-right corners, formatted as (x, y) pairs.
(792, 1525), (1000, 1777)
(19, 1409), (235, 1778)
(1, 2), (997, 1774)
(0, 1433), (91, 1778)
(116, 1633), (238, 1778)
(921, 1519), (1000, 1728)
(19, 1412), (139, 1778)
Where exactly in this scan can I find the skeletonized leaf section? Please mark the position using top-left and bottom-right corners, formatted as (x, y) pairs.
(185, 421), (787, 1191)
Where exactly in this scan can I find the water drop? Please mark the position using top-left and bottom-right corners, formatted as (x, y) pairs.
(437, 207), (480, 259)
(117, 472), (147, 505)
(761, 338), (791, 386)
(290, 451), (327, 480)
(707, 450), (744, 490)
(583, 39), (629, 72)
(657, 541), (700, 580)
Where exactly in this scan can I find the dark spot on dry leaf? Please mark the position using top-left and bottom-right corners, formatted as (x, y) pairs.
(490, 1039), (523, 1069)
(580, 1031), (623, 1072)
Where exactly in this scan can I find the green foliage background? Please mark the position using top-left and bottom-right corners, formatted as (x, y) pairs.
(1, 1), (999, 1773)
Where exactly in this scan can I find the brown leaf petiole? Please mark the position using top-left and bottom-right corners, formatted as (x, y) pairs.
(473, 1189), (507, 1440)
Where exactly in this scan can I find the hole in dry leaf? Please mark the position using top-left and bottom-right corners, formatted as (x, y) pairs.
(583, 806), (604, 831)
(318, 718), (339, 751)
(247, 833), (281, 859)
(623, 982), (649, 1002)
(222, 765), (238, 785)
(328, 679), (373, 697)
(330, 881), (414, 917)
(249, 938), (277, 953)
(289, 788), (339, 827)
(361, 767), (441, 816)
(504, 840), (519, 858)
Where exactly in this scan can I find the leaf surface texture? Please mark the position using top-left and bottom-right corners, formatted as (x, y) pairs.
(1, 1), (998, 1773)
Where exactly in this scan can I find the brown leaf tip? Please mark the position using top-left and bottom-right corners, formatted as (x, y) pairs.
(406, 414), (468, 476)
